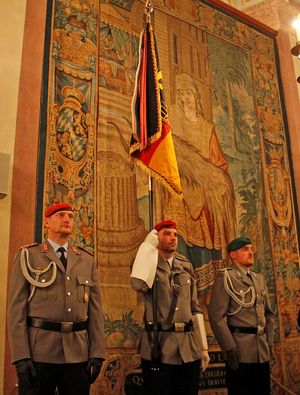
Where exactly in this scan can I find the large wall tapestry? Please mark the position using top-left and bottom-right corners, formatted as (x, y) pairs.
(41, 0), (300, 394)
(43, 0), (99, 251)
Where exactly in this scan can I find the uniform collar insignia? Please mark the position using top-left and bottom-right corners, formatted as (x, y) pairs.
(234, 269), (243, 279)
(41, 243), (49, 252)
(70, 245), (80, 254)
(250, 271), (257, 279)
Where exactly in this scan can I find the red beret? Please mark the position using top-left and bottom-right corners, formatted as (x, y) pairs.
(154, 220), (177, 232)
(45, 203), (73, 218)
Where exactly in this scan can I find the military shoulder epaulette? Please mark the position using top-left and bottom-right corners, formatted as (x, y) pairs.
(174, 253), (190, 263)
(19, 243), (38, 250)
(219, 267), (231, 272)
(77, 246), (94, 256)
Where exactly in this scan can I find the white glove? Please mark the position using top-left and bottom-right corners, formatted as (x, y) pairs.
(130, 231), (159, 288)
(201, 350), (210, 372)
(144, 229), (159, 247)
(195, 313), (208, 351)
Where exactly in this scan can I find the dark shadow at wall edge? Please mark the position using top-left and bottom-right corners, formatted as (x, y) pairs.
(35, 0), (53, 243)
(274, 38), (300, 252)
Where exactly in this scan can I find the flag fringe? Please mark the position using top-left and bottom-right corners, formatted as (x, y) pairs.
(130, 23), (163, 154)
(131, 156), (183, 199)
(129, 129), (164, 155)
(148, 23), (162, 138)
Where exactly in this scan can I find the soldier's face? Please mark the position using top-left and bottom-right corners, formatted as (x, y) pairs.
(230, 244), (254, 268)
(157, 228), (178, 253)
(45, 210), (74, 238)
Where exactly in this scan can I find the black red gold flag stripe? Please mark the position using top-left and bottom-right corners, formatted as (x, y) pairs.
(130, 22), (182, 197)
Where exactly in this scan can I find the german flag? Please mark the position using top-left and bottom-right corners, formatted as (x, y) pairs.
(130, 22), (182, 197)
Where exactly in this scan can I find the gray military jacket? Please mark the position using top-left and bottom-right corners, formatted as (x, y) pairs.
(131, 255), (202, 365)
(7, 240), (105, 364)
(208, 264), (274, 363)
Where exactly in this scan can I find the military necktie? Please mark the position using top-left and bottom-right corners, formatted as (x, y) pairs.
(57, 247), (67, 269)
(246, 272), (253, 282)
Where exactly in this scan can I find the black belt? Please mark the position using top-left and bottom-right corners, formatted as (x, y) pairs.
(27, 317), (87, 332)
(228, 325), (265, 335)
(145, 321), (193, 333)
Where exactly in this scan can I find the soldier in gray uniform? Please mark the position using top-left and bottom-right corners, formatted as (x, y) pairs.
(7, 203), (105, 395)
(208, 237), (274, 395)
(131, 220), (210, 395)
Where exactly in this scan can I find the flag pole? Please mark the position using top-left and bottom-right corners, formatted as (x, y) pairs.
(149, 176), (154, 229)
(144, 1), (161, 378)
(130, 0), (182, 380)
(145, 0), (154, 230)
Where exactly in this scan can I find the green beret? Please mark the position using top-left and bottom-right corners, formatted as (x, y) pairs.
(227, 237), (252, 253)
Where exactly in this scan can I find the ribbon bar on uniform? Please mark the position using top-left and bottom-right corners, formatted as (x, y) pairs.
(27, 317), (87, 332)
(145, 321), (193, 332)
(228, 325), (265, 335)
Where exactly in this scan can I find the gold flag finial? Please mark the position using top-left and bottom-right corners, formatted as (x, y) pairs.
(145, 0), (154, 23)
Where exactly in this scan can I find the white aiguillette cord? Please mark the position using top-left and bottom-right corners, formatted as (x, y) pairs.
(20, 247), (57, 302)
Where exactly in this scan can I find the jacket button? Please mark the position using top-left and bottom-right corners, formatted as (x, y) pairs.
(67, 292), (71, 296)
(67, 308), (72, 312)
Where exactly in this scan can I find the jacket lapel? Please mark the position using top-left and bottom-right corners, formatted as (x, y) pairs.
(66, 245), (81, 273)
(249, 270), (258, 290)
(233, 265), (252, 286)
(157, 254), (171, 275)
(42, 239), (65, 272)
(171, 257), (184, 275)
(242, 273), (253, 287)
